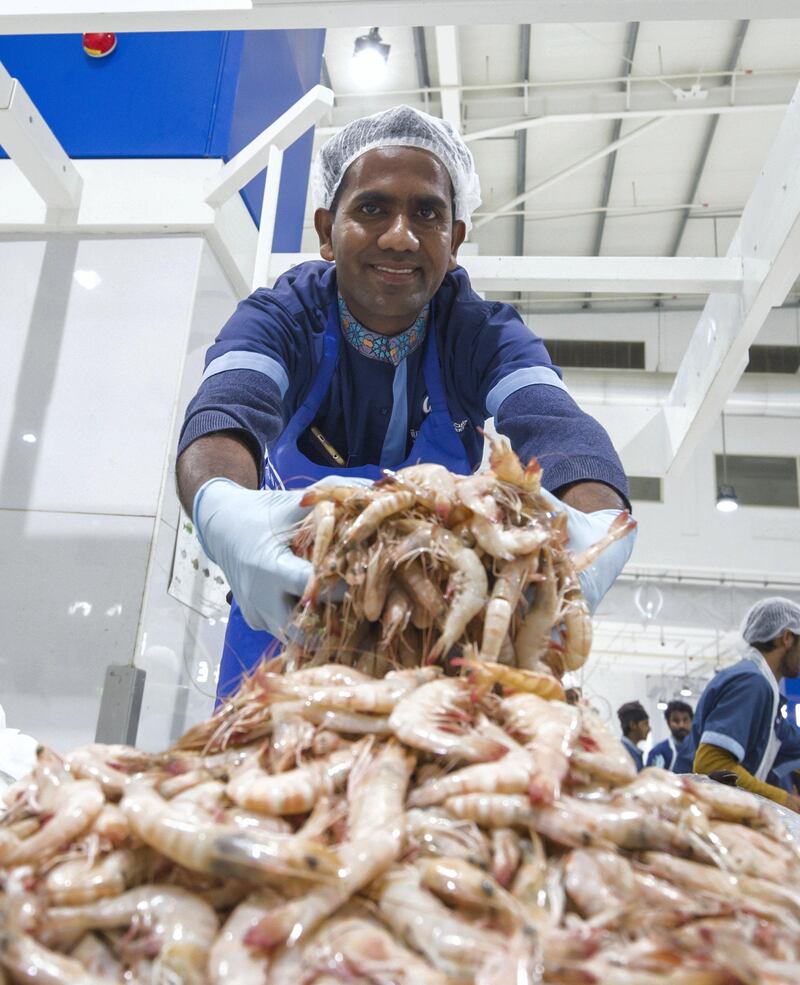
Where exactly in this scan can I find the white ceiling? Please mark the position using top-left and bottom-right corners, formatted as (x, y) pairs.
(305, 18), (800, 309)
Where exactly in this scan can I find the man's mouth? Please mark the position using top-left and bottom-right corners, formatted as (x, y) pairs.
(371, 264), (420, 282)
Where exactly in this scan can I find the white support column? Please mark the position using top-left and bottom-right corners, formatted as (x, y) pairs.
(474, 116), (664, 231)
(252, 144), (284, 291)
(629, 80), (800, 477)
(0, 61), (82, 209)
(203, 84), (333, 206)
(434, 26), (461, 131)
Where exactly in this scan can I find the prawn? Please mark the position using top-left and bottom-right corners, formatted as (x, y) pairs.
(408, 751), (534, 807)
(486, 433), (542, 494)
(344, 489), (417, 543)
(460, 655), (565, 702)
(120, 782), (338, 883)
(490, 827), (523, 888)
(502, 692), (580, 803)
(383, 463), (456, 521)
(419, 856), (519, 923)
(426, 528), (488, 663)
(389, 677), (509, 762)
(513, 549), (561, 671)
(226, 741), (367, 816)
(0, 929), (110, 985)
(302, 500), (338, 604)
(208, 890), (283, 985)
(404, 808), (492, 867)
(301, 667), (441, 716)
(245, 741), (413, 949)
(570, 510), (637, 573)
(44, 884), (217, 985)
(379, 587), (412, 649)
(480, 556), (536, 662)
(362, 539), (393, 621)
(45, 847), (150, 906)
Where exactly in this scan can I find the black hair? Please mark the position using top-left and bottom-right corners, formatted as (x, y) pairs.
(751, 638), (781, 654)
(664, 700), (693, 721)
(617, 700), (648, 736)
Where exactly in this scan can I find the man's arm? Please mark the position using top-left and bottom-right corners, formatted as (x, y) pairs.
(559, 480), (626, 513)
(176, 432), (259, 515)
(694, 742), (800, 811)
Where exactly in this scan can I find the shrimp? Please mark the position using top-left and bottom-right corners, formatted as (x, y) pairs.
(389, 678), (509, 762)
(502, 692), (580, 803)
(379, 587), (412, 648)
(301, 500), (338, 604)
(44, 885), (217, 985)
(301, 667), (441, 717)
(208, 890), (283, 985)
(408, 751), (534, 808)
(419, 856), (519, 922)
(0, 929), (110, 985)
(45, 847), (150, 906)
(460, 655), (565, 702)
(513, 549), (561, 670)
(303, 914), (449, 985)
(570, 510), (637, 573)
(469, 514), (548, 561)
(486, 434), (542, 494)
(226, 741), (366, 816)
(396, 559), (445, 619)
(384, 463), (456, 522)
(426, 529), (488, 663)
(709, 821), (799, 882)
(91, 803), (131, 847)
(376, 865), (506, 979)
(511, 833), (550, 922)
(362, 540), (393, 621)
(405, 808), (492, 868)
(557, 583), (593, 672)
(65, 744), (146, 799)
(571, 705), (638, 787)
(564, 848), (637, 918)
(344, 490), (417, 543)
(245, 741), (413, 949)
(480, 556), (536, 661)
(120, 782), (337, 883)
(490, 827), (523, 888)
(0, 779), (104, 868)
(69, 933), (123, 979)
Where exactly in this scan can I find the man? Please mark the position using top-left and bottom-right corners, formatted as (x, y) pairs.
(676, 598), (800, 812)
(617, 701), (650, 772)
(646, 700), (693, 772)
(176, 105), (636, 698)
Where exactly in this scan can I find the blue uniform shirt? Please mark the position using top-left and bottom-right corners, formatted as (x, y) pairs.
(622, 736), (644, 772)
(646, 736), (689, 772)
(179, 261), (629, 500)
(675, 653), (800, 778)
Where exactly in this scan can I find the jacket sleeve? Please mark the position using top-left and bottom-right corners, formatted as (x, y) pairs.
(694, 743), (789, 806)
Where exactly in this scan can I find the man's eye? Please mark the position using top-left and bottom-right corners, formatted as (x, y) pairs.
(360, 203), (381, 215)
(419, 207), (437, 219)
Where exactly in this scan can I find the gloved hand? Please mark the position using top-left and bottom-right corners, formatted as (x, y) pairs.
(193, 476), (370, 641)
(539, 489), (637, 614)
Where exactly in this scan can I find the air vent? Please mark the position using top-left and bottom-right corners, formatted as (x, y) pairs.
(543, 339), (645, 370)
(714, 455), (799, 508)
(745, 345), (800, 374)
(628, 476), (662, 502)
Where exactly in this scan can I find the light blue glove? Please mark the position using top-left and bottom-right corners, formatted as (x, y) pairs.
(193, 477), (370, 641)
(539, 489), (636, 614)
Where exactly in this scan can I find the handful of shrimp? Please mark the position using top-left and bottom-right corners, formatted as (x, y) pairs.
(290, 435), (635, 678)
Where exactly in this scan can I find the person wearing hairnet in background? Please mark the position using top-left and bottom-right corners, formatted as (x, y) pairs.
(176, 105), (636, 699)
(676, 598), (800, 812)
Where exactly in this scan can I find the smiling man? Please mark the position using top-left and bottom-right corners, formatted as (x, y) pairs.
(176, 105), (636, 698)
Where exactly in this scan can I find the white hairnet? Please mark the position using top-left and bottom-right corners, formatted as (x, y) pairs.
(741, 597), (800, 645)
(311, 104), (482, 232)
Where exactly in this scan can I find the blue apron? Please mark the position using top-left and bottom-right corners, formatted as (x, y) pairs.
(217, 299), (473, 699)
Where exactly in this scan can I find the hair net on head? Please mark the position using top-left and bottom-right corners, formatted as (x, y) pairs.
(310, 104), (482, 232)
(741, 597), (800, 645)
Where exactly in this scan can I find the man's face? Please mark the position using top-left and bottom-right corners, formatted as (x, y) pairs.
(667, 710), (693, 743)
(314, 147), (466, 335)
(631, 717), (650, 743)
(780, 633), (800, 679)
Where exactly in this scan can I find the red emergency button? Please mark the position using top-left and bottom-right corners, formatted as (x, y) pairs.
(83, 33), (117, 58)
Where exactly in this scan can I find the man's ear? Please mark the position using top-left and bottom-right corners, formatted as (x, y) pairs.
(314, 208), (335, 262)
(447, 219), (468, 272)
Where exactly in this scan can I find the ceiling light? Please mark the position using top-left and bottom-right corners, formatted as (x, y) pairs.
(21, 433), (37, 443)
(352, 27), (390, 87)
(716, 484), (739, 513)
(680, 683), (693, 697)
(656, 699), (668, 711)
(73, 269), (102, 290)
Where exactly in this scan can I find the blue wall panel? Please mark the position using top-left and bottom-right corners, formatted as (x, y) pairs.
(0, 29), (326, 249)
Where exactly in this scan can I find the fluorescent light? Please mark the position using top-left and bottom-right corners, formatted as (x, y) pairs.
(21, 433), (37, 443)
(656, 700), (668, 711)
(716, 484), (738, 512)
(73, 269), (102, 290)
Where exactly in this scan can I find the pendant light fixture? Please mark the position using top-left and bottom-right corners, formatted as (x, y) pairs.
(716, 413), (738, 513)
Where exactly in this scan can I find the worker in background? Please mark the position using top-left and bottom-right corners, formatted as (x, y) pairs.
(677, 598), (800, 812)
(176, 105), (636, 699)
(618, 700), (650, 772)
(646, 699), (693, 772)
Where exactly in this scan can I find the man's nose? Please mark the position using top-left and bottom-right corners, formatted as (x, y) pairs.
(378, 213), (420, 251)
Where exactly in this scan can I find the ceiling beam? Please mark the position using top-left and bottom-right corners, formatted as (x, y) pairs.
(2, 1), (797, 34)
(669, 20), (750, 257)
(591, 21), (639, 260)
(514, 24), (530, 258)
(434, 25), (461, 131)
(474, 116), (664, 232)
(622, 81), (800, 477)
(412, 26), (431, 92)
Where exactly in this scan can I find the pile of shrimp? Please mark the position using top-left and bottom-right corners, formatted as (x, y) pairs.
(2, 657), (800, 984)
(289, 434), (635, 677)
